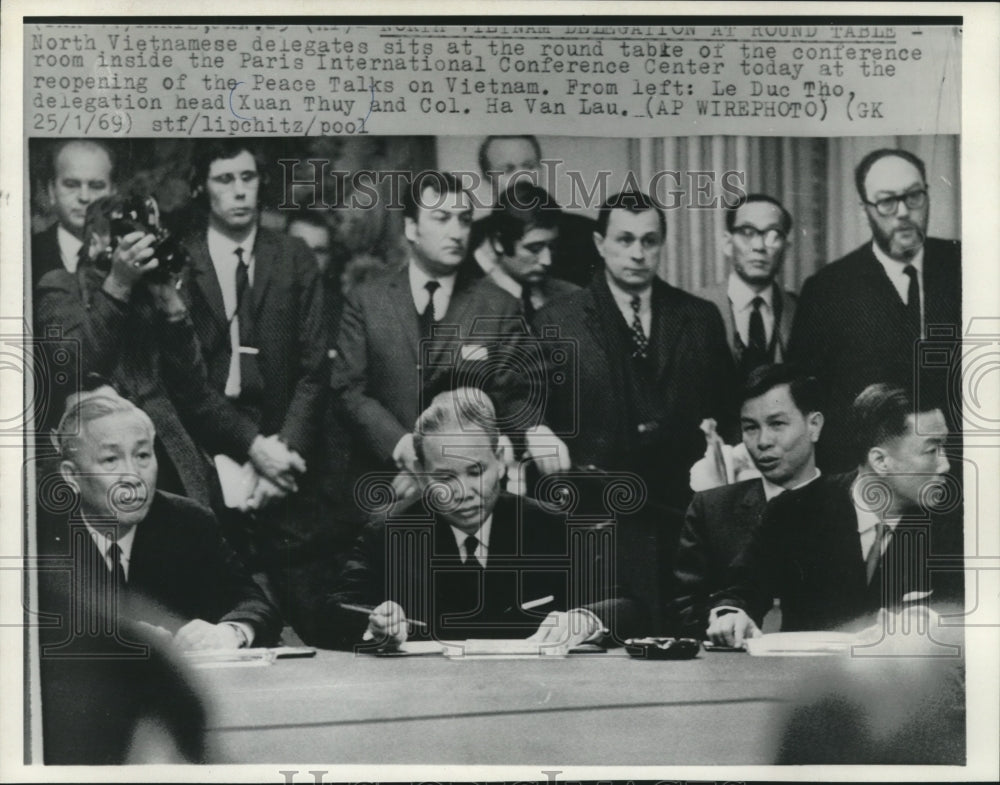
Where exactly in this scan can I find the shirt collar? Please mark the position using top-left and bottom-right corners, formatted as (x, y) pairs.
(761, 467), (821, 501)
(408, 259), (457, 299)
(449, 514), (492, 555)
(871, 239), (924, 277)
(851, 474), (902, 534)
(57, 225), (83, 274)
(605, 273), (651, 315)
(208, 224), (257, 269)
(82, 517), (138, 570)
(487, 264), (523, 299)
(727, 272), (774, 312)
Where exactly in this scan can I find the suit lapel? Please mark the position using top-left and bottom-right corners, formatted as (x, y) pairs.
(186, 234), (228, 327)
(389, 266), (420, 365)
(249, 229), (276, 323)
(650, 279), (687, 383)
(585, 276), (628, 386)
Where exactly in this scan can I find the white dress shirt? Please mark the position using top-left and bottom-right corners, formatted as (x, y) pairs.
(408, 261), (457, 322)
(57, 225), (84, 274)
(606, 276), (652, 337)
(872, 240), (925, 336)
(449, 515), (493, 568)
(207, 225), (257, 397)
(851, 476), (901, 561)
(84, 521), (137, 580)
(727, 272), (776, 348)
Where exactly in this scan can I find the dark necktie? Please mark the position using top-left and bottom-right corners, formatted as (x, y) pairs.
(521, 286), (536, 322)
(865, 522), (890, 585)
(234, 247), (253, 343)
(107, 541), (127, 588)
(463, 534), (480, 566)
(903, 265), (921, 338)
(420, 280), (441, 337)
(748, 296), (767, 354)
(630, 295), (648, 360)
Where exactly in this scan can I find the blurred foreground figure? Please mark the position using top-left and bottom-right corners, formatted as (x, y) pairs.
(774, 603), (965, 765)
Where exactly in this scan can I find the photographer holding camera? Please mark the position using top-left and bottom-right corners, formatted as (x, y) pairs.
(34, 194), (269, 508)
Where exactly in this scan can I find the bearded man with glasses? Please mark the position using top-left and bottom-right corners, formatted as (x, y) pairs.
(788, 148), (961, 472)
(697, 193), (798, 382)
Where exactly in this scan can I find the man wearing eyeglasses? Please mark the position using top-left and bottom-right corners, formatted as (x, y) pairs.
(697, 194), (797, 382)
(788, 148), (961, 472)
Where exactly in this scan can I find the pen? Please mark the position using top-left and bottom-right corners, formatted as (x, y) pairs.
(339, 602), (428, 629)
(520, 595), (555, 611)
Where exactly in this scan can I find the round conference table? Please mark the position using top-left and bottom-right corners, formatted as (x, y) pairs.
(195, 647), (825, 765)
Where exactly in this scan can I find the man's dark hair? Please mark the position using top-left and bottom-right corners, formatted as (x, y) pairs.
(740, 364), (824, 416)
(595, 190), (666, 238)
(189, 139), (262, 192)
(477, 135), (543, 177)
(486, 182), (560, 256)
(46, 139), (117, 185)
(849, 383), (927, 466)
(401, 170), (470, 222)
(725, 193), (793, 234)
(854, 148), (927, 202)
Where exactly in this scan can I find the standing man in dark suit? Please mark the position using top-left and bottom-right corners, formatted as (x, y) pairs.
(330, 170), (542, 499)
(464, 135), (603, 287)
(788, 148), (962, 472)
(532, 190), (736, 511)
(32, 139), (116, 285)
(484, 181), (579, 320)
(37, 390), (281, 654)
(181, 140), (329, 642)
(707, 383), (963, 646)
(320, 390), (642, 649)
(697, 194), (797, 382)
(669, 365), (824, 637)
(530, 190), (736, 625)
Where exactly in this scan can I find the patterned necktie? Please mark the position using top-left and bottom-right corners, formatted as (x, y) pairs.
(748, 296), (767, 354)
(463, 534), (480, 567)
(903, 265), (921, 338)
(108, 541), (127, 587)
(865, 522), (890, 585)
(630, 295), (648, 360)
(421, 280), (441, 337)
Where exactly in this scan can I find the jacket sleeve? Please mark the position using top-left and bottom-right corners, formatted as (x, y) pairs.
(667, 493), (713, 637)
(187, 504), (283, 646)
(158, 313), (259, 460)
(329, 290), (410, 463)
(35, 270), (130, 378)
(710, 495), (784, 626)
(279, 242), (330, 457)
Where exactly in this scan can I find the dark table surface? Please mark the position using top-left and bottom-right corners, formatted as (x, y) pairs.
(195, 647), (829, 765)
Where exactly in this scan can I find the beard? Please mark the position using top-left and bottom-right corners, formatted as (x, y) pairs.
(871, 217), (926, 261)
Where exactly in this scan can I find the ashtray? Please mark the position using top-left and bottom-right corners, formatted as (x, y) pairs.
(624, 636), (701, 660)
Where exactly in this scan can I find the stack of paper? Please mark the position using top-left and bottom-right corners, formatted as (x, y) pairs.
(745, 631), (858, 657)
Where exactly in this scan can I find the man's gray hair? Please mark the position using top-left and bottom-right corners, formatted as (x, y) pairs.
(412, 388), (499, 464)
(52, 388), (156, 461)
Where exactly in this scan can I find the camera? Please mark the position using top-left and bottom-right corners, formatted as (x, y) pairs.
(91, 194), (190, 284)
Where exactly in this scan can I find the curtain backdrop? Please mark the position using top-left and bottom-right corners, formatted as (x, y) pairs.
(626, 135), (961, 293)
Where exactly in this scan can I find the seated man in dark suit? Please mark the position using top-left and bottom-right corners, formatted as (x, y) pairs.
(32, 138), (116, 285)
(464, 134), (603, 287)
(484, 181), (579, 320)
(320, 389), (643, 649)
(36, 389), (281, 653)
(707, 383), (963, 646)
(670, 364), (824, 637)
